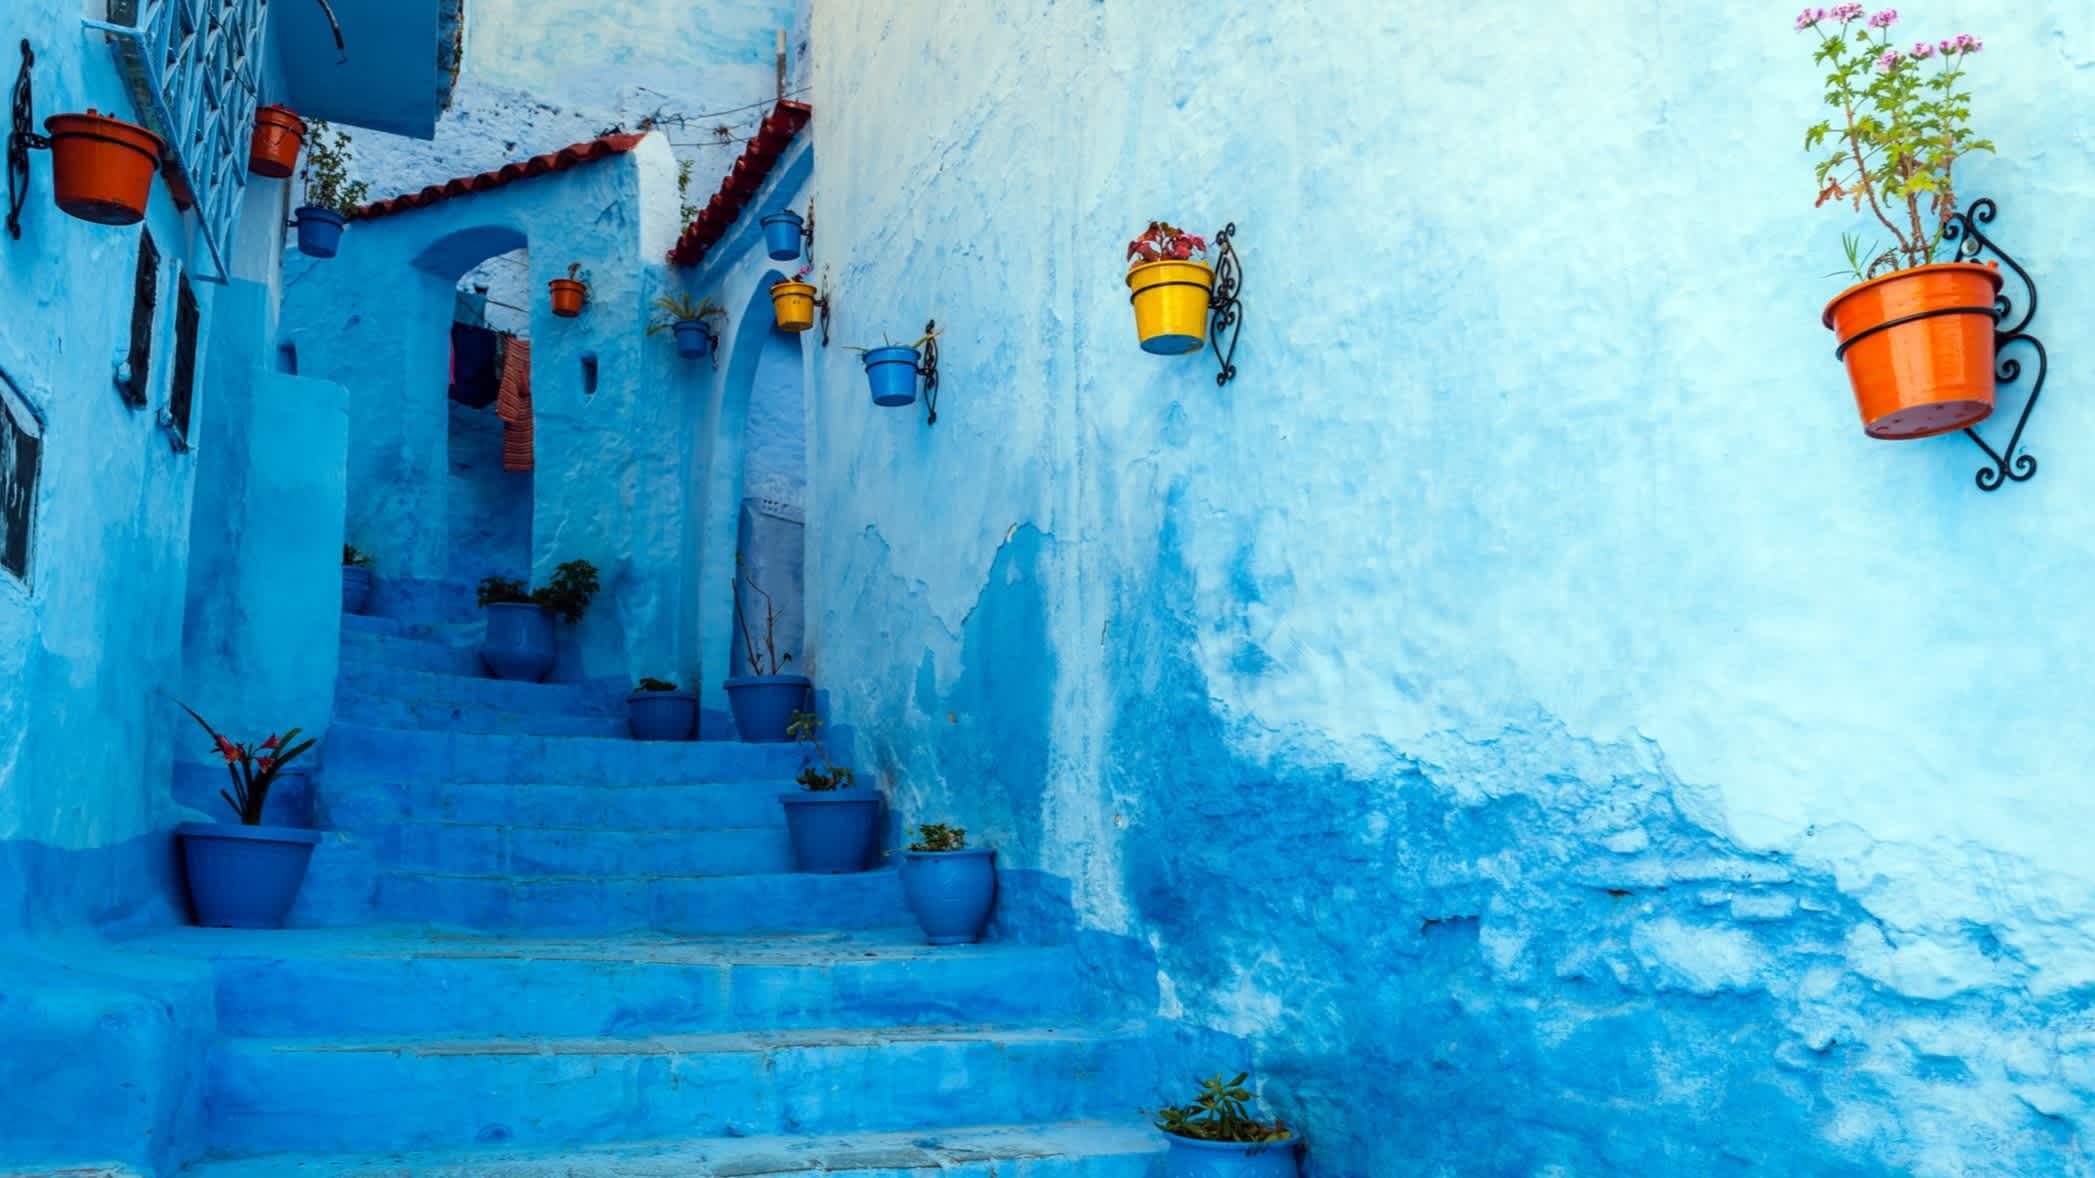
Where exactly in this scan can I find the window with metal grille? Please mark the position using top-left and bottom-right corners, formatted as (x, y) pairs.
(125, 228), (159, 408)
(168, 273), (199, 442)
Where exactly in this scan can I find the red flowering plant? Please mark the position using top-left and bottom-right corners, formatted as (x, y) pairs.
(1127, 221), (1208, 270)
(176, 701), (316, 826)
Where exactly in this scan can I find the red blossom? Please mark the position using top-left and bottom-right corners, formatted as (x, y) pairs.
(257, 757), (276, 774)
(261, 735), (280, 750)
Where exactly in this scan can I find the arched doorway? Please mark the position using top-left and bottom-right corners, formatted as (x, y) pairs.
(728, 320), (807, 679)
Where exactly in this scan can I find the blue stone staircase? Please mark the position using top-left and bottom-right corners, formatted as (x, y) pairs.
(125, 612), (1170, 1175)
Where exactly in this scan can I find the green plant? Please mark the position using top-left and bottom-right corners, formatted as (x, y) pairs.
(1152, 1073), (1292, 1144)
(788, 709), (853, 790)
(1798, 7), (1991, 279)
(647, 293), (726, 335)
(476, 575), (532, 607)
(637, 677), (679, 692)
(909, 823), (966, 852)
(845, 325), (939, 356)
(677, 156), (701, 224)
(477, 561), (601, 622)
(733, 554), (792, 675)
(533, 559), (601, 623)
(300, 119), (368, 214)
(175, 701), (316, 826)
(342, 544), (372, 568)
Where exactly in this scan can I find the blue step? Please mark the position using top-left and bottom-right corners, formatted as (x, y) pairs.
(373, 819), (791, 876)
(205, 1023), (1165, 1154)
(335, 663), (626, 737)
(366, 867), (909, 934)
(319, 724), (805, 786)
(340, 628), (484, 676)
(178, 1121), (1166, 1177)
(324, 778), (789, 830)
(122, 928), (1088, 1038)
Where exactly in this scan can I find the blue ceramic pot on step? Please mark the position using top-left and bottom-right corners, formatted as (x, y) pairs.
(862, 346), (920, 407)
(722, 674), (810, 742)
(482, 601), (556, 682)
(177, 822), (322, 929)
(295, 206), (345, 258)
(900, 848), (996, 944)
(672, 319), (711, 359)
(627, 690), (698, 741)
(779, 789), (880, 873)
(341, 565), (372, 614)
(760, 209), (804, 260)
(1161, 1133), (1302, 1178)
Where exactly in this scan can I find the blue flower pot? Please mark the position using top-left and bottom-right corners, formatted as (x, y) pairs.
(176, 822), (322, 929)
(863, 346), (920, 407)
(900, 848), (996, 944)
(482, 601), (556, 682)
(627, 691), (698, 741)
(341, 565), (373, 615)
(760, 209), (804, 260)
(295, 206), (345, 258)
(722, 674), (810, 742)
(780, 789), (880, 873)
(1161, 1133), (1302, 1178)
(672, 319), (712, 359)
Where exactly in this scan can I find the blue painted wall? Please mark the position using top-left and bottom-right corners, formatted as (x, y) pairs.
(795, 3), (2095, 1173)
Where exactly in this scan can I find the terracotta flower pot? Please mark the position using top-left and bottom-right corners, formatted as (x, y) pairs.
(44, 109), (164, 226)
(248, 104), (307, 178)
(549, 278), (587, 318)
(1822, 262), (2004, 440)
(771, 280), (817, 332)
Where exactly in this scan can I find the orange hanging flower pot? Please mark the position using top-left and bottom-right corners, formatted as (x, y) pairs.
(43, 109), (164, 226)
(548, 279), (587, 317)
(248, 104), (307, 179)
(1822, 263), (2004, 441)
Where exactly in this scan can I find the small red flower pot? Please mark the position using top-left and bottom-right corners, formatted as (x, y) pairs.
(249, 105), (307, 178)
(44, 109), (164, 226)
(549, 278), (587, 318)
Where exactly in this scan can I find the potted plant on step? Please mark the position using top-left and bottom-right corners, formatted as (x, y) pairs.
(724, 555), (809, 741)
(294, 119), (366, 258)
(648, 292), (728, 359)
(1800, 8), (1999, 439)
(898, 823), (996, 944)
(477, 559), (600, 682)
(341, 544), (374, 615)
(1153, 1072), (1302, 1177)
(550, 263), (590, 318)
(628, 676), (698, 741)
(249, 104), (307, 178)
(172, 703), (321, 929)
(770, 267), (818, 333)
(779, 709), (878, 873)
(1126, 221), (1213, 355)
(851, 326), (939, 407)
(43, 108), (164, 225)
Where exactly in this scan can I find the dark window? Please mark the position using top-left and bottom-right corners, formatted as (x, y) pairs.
(276, 342), (297, 375)
(0, 366), (41, 584)
(125, 229), (159, 408)
(168, 273), (199, 442)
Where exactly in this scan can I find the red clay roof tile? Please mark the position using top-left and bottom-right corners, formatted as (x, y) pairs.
(666, 100), (810, 267)
(353, 133), (649, 222)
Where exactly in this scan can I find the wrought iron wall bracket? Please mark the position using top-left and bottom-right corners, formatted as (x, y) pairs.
(9, 39), (51, 241)
(815, 267), (832, 348)
(1207, 222), (1244, 386)
(1943, 198), (2047, 493)
(919, 318), (940, 425)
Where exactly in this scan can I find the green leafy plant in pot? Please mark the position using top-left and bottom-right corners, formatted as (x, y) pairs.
(293, 119), (366, 258)
(627, 675), (698, 742)
(898, 823), (996, 944)
(723, 555), (808, 741)
(478, 559), (599, 682)
(1152, 1072), (1301, 1176)
(649, 292), (728, 360)
(171, 702), (323, 929)
(778, 709), (878, 873)
(341, 543), (375, 615)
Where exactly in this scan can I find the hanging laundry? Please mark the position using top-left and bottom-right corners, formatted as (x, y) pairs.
(449, 322), (501, 408)
(495, 335), (533, 472)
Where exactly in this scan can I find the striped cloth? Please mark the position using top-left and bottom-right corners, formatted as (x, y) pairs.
(495, 336), (532, 471)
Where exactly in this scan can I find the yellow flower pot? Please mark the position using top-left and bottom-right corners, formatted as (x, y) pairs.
(1126, 260), (1215, 355)
(771, 280), (817, 332)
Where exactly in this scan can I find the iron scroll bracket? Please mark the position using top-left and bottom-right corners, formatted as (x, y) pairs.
(919, 319), (940, 425)
(1208, 223), (1243, 386)
(8, 39), (51, 241)
(1943, 198), (2046, 492)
